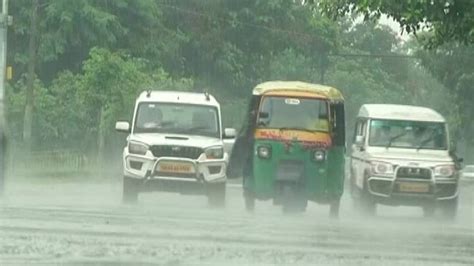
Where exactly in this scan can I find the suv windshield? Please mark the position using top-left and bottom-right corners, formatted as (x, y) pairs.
(134, 102), (220, 138)
(368, 119), (447, 150)
(257, 96), (329, 132)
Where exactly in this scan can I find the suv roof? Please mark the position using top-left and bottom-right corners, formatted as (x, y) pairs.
(358, 104), (445, 122)
(137, 90), (219, 107)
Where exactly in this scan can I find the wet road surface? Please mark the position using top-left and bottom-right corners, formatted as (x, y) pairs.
(0, 177), (473, 265)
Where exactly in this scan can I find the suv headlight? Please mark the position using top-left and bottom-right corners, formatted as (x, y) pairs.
(205, 146), (224, 159)
(371, 161), (395, 176)
(128, 141), (149, 155)
(434, 165), (455, 178)
(257, 145), (271, 159)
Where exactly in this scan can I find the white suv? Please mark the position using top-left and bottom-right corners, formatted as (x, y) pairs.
(350, 104), (462, 219)
(115, 90), (236, 206)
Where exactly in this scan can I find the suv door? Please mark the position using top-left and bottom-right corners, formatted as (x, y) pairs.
(351, 119), (368, 190)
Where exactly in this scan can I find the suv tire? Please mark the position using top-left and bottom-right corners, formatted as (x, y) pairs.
(123, 176), (140, 204)
(207, 182), (226, 208)
(440, 197), (458, 220)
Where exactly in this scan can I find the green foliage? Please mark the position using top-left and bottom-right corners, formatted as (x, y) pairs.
(317, 0), (474, 47)
(5, 0), (466, 159)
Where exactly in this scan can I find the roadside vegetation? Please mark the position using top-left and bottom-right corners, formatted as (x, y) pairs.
(5, 0), (473, 175)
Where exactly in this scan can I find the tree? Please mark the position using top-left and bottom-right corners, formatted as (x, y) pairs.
(415, 42), (474, 159)
(317, 0), (474, 47)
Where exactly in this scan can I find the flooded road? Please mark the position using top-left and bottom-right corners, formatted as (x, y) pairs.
(1, 177), (473, 265)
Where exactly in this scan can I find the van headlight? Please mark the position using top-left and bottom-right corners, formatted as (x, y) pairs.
(312, 150), (326, 162)
(371, 161), (395, 176)
(205, 146), (224, 159)
(128, 141), (149, 155)
(434, 165), (455, 178)
(257, 145), (271, 159)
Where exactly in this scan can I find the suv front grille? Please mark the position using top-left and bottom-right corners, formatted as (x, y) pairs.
(150, 145), (203, 160)
(396, 167), (431, 180)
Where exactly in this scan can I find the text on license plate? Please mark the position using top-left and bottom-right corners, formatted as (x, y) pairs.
(398, 182), (430, 193)
(158, 162), (194, 173)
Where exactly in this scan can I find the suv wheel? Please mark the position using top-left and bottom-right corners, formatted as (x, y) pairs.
(355, 180), (376, 216)
(207, 182), (226, 208)
(123, 176), (140, 204)
(440, 197), (458, 220)
(422, 202), (436, 218)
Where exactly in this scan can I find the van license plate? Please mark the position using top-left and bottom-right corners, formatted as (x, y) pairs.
(398, 182), (429, 193)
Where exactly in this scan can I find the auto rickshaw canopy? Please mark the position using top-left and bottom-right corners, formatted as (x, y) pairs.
(252, 81), (344, 102)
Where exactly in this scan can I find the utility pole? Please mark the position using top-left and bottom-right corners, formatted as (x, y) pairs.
(0, 0), (10, 197)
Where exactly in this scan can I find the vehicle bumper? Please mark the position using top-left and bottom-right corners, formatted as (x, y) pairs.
(367, 176), (458, 205)
(123, 154), (227, 185)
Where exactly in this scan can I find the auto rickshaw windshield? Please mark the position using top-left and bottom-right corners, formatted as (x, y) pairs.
(257, 96), (329, 132)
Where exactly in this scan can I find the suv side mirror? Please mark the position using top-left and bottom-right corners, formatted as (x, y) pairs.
(355, 135), (365, 151)
(224, 128), (237, 139)
(355, 135), (364, 146)
(115, 121), (130, 133)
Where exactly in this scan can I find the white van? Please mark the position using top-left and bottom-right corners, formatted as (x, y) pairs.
(115, 90), (236, 206)
(350, 104), (461, 218)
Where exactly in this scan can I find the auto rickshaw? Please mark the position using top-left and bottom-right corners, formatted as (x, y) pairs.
(228, 81), (345, 217)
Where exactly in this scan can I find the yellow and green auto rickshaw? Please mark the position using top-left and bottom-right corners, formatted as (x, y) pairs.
(228, 81), (346, 217)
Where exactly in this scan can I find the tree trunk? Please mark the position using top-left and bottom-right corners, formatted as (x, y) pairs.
(23, 0), (39, 151)
(97, 105), (106, 166)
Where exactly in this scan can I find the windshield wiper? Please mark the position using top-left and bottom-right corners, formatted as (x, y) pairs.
(386, 132), (407, 149)
(416, 135), (434, 151)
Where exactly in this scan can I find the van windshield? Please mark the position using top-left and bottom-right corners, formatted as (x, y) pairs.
(134, 102), (220, 138)
(257, 96), (329, 132)
(368, 119), (448, 150)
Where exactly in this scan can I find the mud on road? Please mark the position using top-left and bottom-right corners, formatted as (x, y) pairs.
(0, 178), (473, 265)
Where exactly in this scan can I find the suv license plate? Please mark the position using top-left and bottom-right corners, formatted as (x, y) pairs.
(158, 162), (194, 174)
(398, 182), (429, 193)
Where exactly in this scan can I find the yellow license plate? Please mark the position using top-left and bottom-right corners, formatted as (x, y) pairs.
(398, 182), (430, 193)
(158, 162), (194, 173)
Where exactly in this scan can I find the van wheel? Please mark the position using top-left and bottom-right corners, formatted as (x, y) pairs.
(329, 198), (341, 219)
(122, 176), (140, 204)
(440, 198), (458, 220)
(244, 189), (255, 212)
(207, 182), (226, 208)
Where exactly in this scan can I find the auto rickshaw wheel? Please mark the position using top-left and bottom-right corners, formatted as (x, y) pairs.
(329, 198), (341, 219)
(244, 189), (255, 212)
(281, 185), (307, 214)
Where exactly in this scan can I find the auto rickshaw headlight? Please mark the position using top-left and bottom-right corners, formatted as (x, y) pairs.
(257, 145), (272, 159)
(313, 150), (326, 162)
